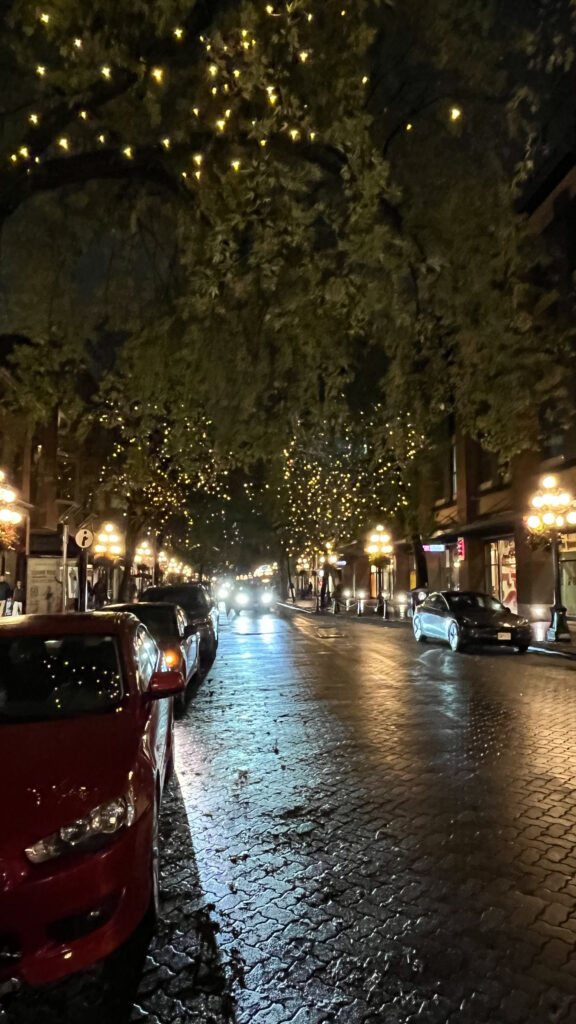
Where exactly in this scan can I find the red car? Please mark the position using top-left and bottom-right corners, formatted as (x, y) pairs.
(0, 612), (184, 990)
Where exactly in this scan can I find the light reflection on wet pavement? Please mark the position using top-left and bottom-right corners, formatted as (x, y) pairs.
(7, 609), (576, 1023)
(155, 610), (576, 1022)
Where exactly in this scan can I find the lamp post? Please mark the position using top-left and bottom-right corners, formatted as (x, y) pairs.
(524, 475), (576, 643)
(0, 469), (23, 578)
(365, 525), (394, 608)
(94, 522), (125, 602)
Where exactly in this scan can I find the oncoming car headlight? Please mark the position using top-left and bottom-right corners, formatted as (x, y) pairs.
(25, 792), (136, 864)
(260, 591), (273, 605)
(236, 592), (248, 606)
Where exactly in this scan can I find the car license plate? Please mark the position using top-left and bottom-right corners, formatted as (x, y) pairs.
(497, 632), (510, 640)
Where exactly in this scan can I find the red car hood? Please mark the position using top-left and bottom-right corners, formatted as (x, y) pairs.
(0, 710), (142, 854)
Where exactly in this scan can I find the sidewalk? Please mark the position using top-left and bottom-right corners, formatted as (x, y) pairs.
(279, 600), (576, 659)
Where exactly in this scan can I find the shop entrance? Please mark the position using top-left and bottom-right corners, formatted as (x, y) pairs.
(485, 539), (517, 612)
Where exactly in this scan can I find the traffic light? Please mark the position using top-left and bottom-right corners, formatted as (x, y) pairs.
(456, 537), (465, 560)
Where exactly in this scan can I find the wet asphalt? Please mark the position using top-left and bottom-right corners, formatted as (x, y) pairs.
(7, 608), (576, 1023)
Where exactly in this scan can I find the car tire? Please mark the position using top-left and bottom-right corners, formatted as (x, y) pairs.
(174, 690), (186, 718)
(448, 621), (463, 652)
(517, 644), (529, 654)
(413, 618), (426, 643)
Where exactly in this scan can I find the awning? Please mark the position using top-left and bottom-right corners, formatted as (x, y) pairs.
(431, 515), (516, 544)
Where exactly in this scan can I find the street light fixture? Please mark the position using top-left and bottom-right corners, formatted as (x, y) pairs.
(524, 475), (575, 642)
(365, 524), (394, 599)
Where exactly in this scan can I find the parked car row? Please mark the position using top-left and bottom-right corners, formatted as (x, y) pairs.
(0, 582), (218, 996)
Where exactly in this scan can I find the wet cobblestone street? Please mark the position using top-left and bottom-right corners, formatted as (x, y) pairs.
(8, 609), (576, 1023)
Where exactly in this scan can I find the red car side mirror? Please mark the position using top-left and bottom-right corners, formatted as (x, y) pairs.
(149, 669), (186, 699)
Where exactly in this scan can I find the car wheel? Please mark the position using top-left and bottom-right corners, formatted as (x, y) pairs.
(448, 621), (462, 652)
(413, 618), (426, 643)
(517, 644), (529, 654)
(174, 690), (186, 718)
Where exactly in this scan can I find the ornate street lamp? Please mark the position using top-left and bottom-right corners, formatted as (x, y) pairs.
(524, 475), (576, 643)
(94, 522), (125, 600)
(365, 524), (394, 600)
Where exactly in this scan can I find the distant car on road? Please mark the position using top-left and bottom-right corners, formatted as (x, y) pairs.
(0, 612), (184, 989)
(413, 591), (532, 652)
(231, 580), (275, 614)
(106, 602), (200, 713)
(140, 584), (218, 665)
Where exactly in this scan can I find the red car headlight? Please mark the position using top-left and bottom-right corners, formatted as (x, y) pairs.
(25, 791), (136, 865)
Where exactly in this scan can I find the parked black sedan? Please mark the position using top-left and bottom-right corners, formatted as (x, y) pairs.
(413, 591), (532, 652)
(140, 584), (218, 665)
(106, 602), (200, 712)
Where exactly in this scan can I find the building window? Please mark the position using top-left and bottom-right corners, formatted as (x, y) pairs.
(485, 540), (517, 612)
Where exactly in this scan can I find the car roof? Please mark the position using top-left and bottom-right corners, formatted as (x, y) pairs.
(0, 612), (139, 636)
(108, 602), (180, 614)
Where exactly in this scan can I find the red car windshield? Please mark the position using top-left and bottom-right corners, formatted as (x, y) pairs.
(0, 634), (124, 722)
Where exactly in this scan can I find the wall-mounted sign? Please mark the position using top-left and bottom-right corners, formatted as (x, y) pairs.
(423, 544), (446, 553)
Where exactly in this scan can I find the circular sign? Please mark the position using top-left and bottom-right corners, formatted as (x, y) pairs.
(75, 528), (94, 549)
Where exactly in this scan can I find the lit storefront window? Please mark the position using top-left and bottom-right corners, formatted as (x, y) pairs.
(485, 540), (517, 612)
(560, 533), (576, 617)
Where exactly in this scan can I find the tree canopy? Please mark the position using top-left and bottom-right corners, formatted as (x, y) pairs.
(1, 0), (575, 551)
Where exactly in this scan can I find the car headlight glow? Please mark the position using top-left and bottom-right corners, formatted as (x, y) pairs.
(25, 792), (136, 864)
(260, 591), (273, 605)
(236, 592), (248, 606)
(217, 586), (229, 599)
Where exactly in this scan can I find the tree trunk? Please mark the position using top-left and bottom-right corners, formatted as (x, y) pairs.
(412, 534), (429, 589)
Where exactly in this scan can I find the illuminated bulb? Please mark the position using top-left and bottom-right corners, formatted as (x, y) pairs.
(97, 134), (105, 143)
(161, 137), (170, 148)
(18, 146), (29, 157)
(450, 106), (462, 121)
(101, 65), (111, 78)
(531, 495), (544, 508)
(543, 512), (555, 526)
(362, 75), (369, 84)
(10, 154), (17, 163)
(36, 65), (46, 76)
(299, 51), (309, 62)
(58, 137), (69, 149)
(74, 37), (82, 48)
(231, 159), (240, 171)
(79, 110), (87, 119)
(193, 153), (203, 165)
(310, 131), (316, 140)
(29, 113), (39, 124)
(260, 139), (267, 147)
(123, 145), (133, 158)
(151, 67), (163, 83)
(193, 107), (199, 116)
(194, 170), (201, 180)
(289, 129), (299, 140)
(567, 511), (576, 524)
(233, 69), (241, 78)
(268, 91), (278, 105)
(406, 123), (413, 131)
(174, 27), (184, 39)
(266, 4), (274, 11)
(559, 492), (571, 505)
(216, 119), (226, 130)
(556, 515), (565, 527)
(225, 108), (231, 118)
(209, 64), (218, 76)
(542, 475), (557, 489)
(40, 12), (50, 23)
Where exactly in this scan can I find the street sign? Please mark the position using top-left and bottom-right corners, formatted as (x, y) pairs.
(75, 528), (94, 550)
